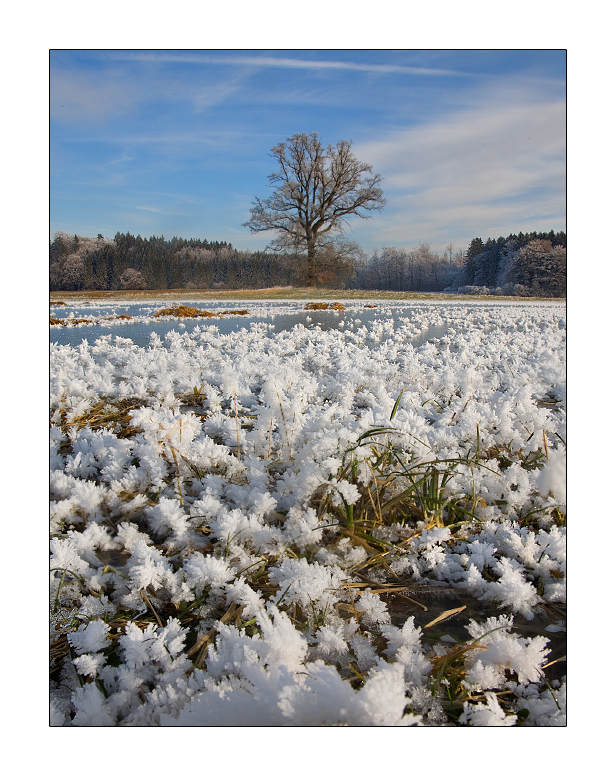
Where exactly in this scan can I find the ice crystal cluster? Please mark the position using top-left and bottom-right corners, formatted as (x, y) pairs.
(50, 299), (565, 726)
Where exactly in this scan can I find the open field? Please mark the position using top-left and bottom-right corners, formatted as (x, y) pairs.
(50, 287), (565, 304)
(50, 297), (565, 726)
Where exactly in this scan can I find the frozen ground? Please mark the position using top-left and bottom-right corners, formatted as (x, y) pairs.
(50, 299), (565, 726)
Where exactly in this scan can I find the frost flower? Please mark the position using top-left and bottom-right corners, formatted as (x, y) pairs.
(536, 449), (566, 503)
(484, 557), (540, 619)
(119, 621), (158, 669)
(356, 591), (391, 626)
(67, 619), (110, 654)
(71, 682), (115, 726)
(145, 498), (190, 547)
(314, 623), (350, 658)
(381, 616), (432, 684)
(73, 652), (107, 679)
(183, 553), (235, 596)
(459, 692), (517, 726)
(50, 537), (90, 578)
(464, 616), (550, 690)
(329, 479), (361, 508)
(268, 557), (348, 616)
(162, 612), (418, 726)
(126, 540), (174, 592)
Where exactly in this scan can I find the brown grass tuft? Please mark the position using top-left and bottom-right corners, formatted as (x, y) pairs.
(58, 397), (148, 439)
(304, 302), (346, 311)
(50, 316), (92, 326)
(153, 305), (250, 318)
(153, 305), (219, 318)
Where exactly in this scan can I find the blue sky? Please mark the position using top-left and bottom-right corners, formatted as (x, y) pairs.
(50, 49), (566, 255)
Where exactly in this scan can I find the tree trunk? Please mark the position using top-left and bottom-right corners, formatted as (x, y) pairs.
(306, 239), (318, 286)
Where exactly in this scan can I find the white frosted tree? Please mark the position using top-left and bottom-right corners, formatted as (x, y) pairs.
(119, 268), (148, 290)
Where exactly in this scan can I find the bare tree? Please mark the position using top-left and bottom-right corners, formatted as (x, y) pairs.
(243, 133), (385, 285)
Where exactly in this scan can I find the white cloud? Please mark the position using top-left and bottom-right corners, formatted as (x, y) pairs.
(50, 63), (244, 124)
(109, 51), (471, 77)
(358, 100), (564, 194)
(50, 68), (143, 122)
(353, 93), (565, 248)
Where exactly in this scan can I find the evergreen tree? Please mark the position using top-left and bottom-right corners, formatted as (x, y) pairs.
(464, 238), (484, 284)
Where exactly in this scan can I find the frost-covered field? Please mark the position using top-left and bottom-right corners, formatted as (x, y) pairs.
(50, 299), (566, 726)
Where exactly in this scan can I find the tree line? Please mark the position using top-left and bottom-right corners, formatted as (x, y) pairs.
(49, 228), (566, 296)
(459, 231), (566, 297)
(49, 232), (298, 291)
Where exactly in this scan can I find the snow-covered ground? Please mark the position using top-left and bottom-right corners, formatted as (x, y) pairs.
(50, 299), (566, 726)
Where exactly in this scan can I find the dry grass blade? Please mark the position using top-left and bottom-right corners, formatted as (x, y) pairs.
(50, 633), (70, 675)
(167, 443), (184, 506)
(186, 602), (240, 667)
(233, 390), (241, 462)
(351, 570), (428, 611)
(352, 585), (424, 596)
(391, 591), (429, 611)
(140, 589), (163, 627)
(542, 655), (566, 670)
(424, 605), (467, 629)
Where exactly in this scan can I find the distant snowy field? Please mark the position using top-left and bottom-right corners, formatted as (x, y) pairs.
(50, 299), (566, 726)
